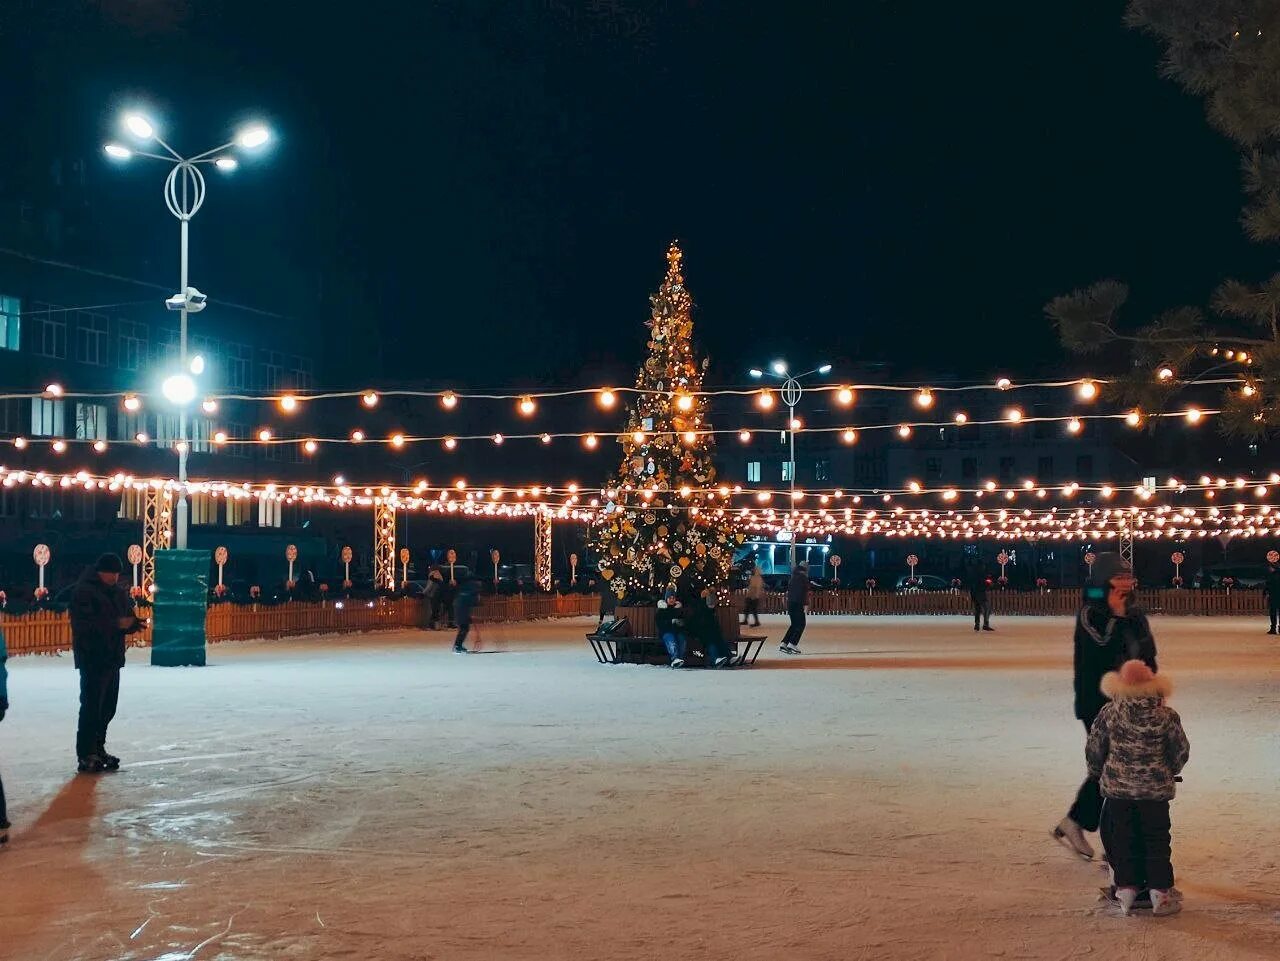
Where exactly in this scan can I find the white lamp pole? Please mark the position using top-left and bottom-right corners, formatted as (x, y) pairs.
(749, 361), (832, 566)
(106, 112), (270, 550)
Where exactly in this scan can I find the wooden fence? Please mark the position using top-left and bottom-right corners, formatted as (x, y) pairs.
(737, 588), (1268, 618)
(2, 589), (1265, 659)
(2, 593), (601, 658)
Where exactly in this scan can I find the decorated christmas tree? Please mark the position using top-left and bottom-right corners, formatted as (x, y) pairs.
(589, 242), (743, 604)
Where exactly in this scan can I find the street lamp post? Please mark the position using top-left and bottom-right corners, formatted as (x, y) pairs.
(748, 360), (832, 566)
(106, 111), (270, 549)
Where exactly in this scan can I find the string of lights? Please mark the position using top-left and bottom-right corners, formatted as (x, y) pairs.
(0, 407), (1224, 453)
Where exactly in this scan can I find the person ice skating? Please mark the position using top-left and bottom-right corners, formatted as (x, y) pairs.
(656, 588), (687, 668)
(1087, 659), (1190, 916)
(1265, 562), (1280, 634)
(742, 566), (764, 627)
(1053, 553), (1157, 861)
(424, 570), (444, 630)
(778, 563), (808, 654)
(442, 549), (460, 628)
(70, 554), (142, 774)
(452, 578), (479, 653)
(0, 626), (9, 846)
(968, 564), (993, 632)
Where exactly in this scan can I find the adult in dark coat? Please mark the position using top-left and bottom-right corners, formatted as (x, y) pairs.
(685, 593), (731, 667)
(778, 564), (809, 654)
(0, 629), (8, 843)
(968, 565), (993, 632)
(452, 579), (479, 653)
(598, 581), (618, 625)
(1265, 563), (1280, 634)
(70, 554), (142, 772)
(1052, 553), (1157, 860)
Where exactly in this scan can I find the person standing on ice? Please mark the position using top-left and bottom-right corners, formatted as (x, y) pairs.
(70, 554), (142, 773)
(0, 625), (9, 846)
(742, 566), (764, 627)
(1087, 659), (1189, 916)
(452, 578), (479, 654)
(1052, 553), (1157, 860)
(1264, 561), (1280, 634)
(778, 563), (808, 654)
(967, 563), (993, 632)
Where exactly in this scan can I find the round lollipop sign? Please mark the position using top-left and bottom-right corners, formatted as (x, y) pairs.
(285, 544), (298, 588)
(128, 544), (144, 566)
(341, 546), (353, 589)
(1171, 550), (1185, 587)
(33, 544), (50, 566)
(1269, 550), (1279, 565)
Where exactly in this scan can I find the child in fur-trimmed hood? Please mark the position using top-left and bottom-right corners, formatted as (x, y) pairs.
(1086, 659), (1190, 916)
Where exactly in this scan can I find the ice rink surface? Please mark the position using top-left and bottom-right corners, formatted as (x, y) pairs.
(0, 614), (1277, 960)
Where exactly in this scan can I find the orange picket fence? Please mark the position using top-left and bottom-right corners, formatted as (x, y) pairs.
(1, 593), (601, 658)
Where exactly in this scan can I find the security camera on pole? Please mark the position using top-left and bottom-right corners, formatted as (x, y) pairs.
(105, 108), (271, 667)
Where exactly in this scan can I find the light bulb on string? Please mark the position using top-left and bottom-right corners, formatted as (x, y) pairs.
(391, 433), (406, 448)
(954, 412), (968, 425)
(351, 429), (365, 442)
(279, 395), (298, 412)
(897, 424), (912, 439)
(257, 429), (272, 442)
(1125, 410), (1142, 427)
(93, 440), (107, 453)
(1157, 367), (1174, 381)
(996, 377), (1012, 390)
(493, 433), (504, 445)
(633, 430), (646, 444)
(1006, 407), (1023, 423)
(518, 396), (537, 416)
(52, 440), (66, 453)
(202, 399), (218, 413)
(915, 389), (934, 409)
(1067, 417), (1083, 434)
(584, 434), (599, 450)
(1186, 407), (1202, 424)
(134, 432), (148, 444)
(756, 390), (775, 410)
(303, 439), (318, 454)
(836, 386), (854, 406)
(444, 437), (458, 450)
(362, 391), (379, 408)
(213, 431), (228, 445)
(842, 429), (857, 443)
(675, 393), (694, 412)
(598, 388), (616, 409)
(1077, 380), (1098, 400)
(441, 391), (458, 410)
(123, 395), (141, 412)
(541, 433), (552, 444)
(738, 429), (751, 443)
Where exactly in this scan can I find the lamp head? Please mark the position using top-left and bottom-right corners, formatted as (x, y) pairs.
(771, 360), (788, 376)
(818, 364), (833, 375)
(123, 112), (155, 140)
(748, 368), (764, 379)
(161, 373), (198, 406)
(235, 123), (270, 149)
(214, 156), (238, 172)
(104, 143), (132, 160)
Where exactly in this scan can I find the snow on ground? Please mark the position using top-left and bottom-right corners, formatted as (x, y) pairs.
(0, 614), (1278, 960)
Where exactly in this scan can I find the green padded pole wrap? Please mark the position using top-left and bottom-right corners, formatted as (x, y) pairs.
(152, 549), (210, 667)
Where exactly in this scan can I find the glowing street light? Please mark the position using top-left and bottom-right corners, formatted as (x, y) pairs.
(104, 105), (275, 551)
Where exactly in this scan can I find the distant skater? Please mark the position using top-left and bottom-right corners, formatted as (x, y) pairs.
(968, 564), (993, 632)
(452, 579), (479, 653)
(741, 566), (763, 627)
(1052, 554), (1157, 861)
(778, 563), (808, 655)
(1265, 560), (1280, 634)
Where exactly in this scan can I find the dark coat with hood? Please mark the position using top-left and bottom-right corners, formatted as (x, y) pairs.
(70, 567), (136, 671)
(1265, 564), (1280, 602)
(453, 580), (479, 626)
(1086, 668), (1189, 802)
(787, 567), (809, 606)
(1073, 554), (1157, 721)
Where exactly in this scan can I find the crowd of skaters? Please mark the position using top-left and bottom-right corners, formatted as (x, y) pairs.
(0, 550), (1196, 918)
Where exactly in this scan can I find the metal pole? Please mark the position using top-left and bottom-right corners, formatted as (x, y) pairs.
(788, 401), (796, 567)
(176, 214), (189, 549)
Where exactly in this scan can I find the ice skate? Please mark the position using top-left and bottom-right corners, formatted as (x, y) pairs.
(670, 658), (684, 669)
(982, 625), (995, 631)
(77, 755), (105, 775)
(452, 645), (469, 654)
(1052, 816), (1095, 860)
(0, 819), (9, 847)
(99, 747), (121, 770)
(713, 656), (730, 668)
(1151, 889), (1182, 916)
(1115, 887), (1140, 916)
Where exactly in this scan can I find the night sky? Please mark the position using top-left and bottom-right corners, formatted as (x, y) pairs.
(4, 1), (1273, 391)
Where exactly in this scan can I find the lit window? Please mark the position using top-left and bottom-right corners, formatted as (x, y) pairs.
(0, 295), (20, 351)
(74, 402), (108, 440)
(31, 397), (64, 436)
(782, 461), (795, 482)
(747, 461), (762, 483)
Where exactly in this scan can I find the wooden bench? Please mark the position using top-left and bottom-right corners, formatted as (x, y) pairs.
(587, 628), (767, 667)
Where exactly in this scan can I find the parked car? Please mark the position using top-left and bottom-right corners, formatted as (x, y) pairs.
(894, 574), (953, 593)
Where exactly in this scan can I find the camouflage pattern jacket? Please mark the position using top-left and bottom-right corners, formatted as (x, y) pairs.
(1086, 670), (1189, 802)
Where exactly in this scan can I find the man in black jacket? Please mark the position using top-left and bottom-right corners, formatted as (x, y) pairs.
(968, 564), (993, 632)
(1265, 562), (1280, 634)
(778, 563), (809, 654)
(1052, 553), (1158, 860)
(70, 554), (142, 773)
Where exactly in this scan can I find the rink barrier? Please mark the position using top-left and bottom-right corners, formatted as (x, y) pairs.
(732, 588), (1270, 618)
(0, 594), (601, 657)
